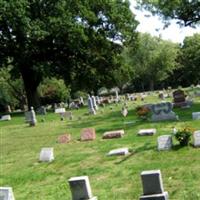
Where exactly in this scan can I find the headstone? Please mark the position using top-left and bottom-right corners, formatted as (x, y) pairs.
(115, 90), (119, 102)
(91, 96), (98, 111)
(88, 95), (96, 115)
(193, 130), (200, 147)
(37, 106), (47, 115)
(121, 107), (128, 117)
(58, 134), (71, 144)
(39, 147), (54, 162)
(107, 147), (129, 156)
(0, 115), (11, 121)
(158, 92), (164, 100)
(55, 108), (66, 114)
(151, 102), (178, 121)
(173, 89), (189, 108)
(0, 187), (15, 200)
(138, 129), (156, 136)
(25, 111), (32, 123)
(157, 135), (172, 150)
(80, 128), (96, 141)
(192, 112), (200, 120)
(102, 130), (124, 139)
(29, 107), (37, 126)
(68, 176), (97, 200)
(140, 170), (168, 200)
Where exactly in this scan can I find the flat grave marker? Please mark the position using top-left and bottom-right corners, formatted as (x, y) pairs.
(138, 129), (156, 136)
(107, 147), (129, 156)
(80, 128), (96, 141)
(157, 135), (172, 151)
(102, 130), (124, 139)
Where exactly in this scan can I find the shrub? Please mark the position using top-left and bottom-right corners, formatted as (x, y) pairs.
(174, 127), (193, 146)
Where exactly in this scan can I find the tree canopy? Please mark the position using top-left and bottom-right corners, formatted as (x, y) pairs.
(136, 0), (200, 27)
(0, 0), (138, 108)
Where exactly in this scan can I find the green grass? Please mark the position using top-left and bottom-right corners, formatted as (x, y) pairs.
(0, 95), (200, 200)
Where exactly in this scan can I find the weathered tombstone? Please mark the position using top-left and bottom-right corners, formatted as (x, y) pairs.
(58, 134), (71, 144)
(37, 106), (47, 115)
(88, 95), (96, 115)
(91, 96), (98, 111)
(193, 130), (200, 147)
(102, 130), (124, 139)
(107, 147), (129, 156)
(151, 102), (178, 121)
(68, 176), (97, 200)
(157, 135), (172, 151)
(55, 107), (66, 120)
(121, 107), (128, 117)
(0, 187), (15, 200)
(192, 112), (200, 120)
(39, 147), (54, 162)
(173, 89), (188, 107)
(0, 115), (11, 121)
(115, 90), (119, 102)
(140, 170), (168, 200)
(29, 107), (37, 126)
(138, 129), (156, 136)
(80, 128), (96, 141)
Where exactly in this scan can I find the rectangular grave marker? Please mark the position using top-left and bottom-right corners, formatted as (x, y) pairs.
(138, 129), (156, 136)
(0, 115), (11, 121)
(102, 130), (124, 139)
(157, 135), (172, 151)
(193, 130), (200, 147)
(0, 187), (15, 200)
(107, 147), (129, 156)
(68, 176), (97, 200)
(39, 147), (54, 162)
(140, 170), (168, 200)
(192, 112), (200, 120)
(55, 108), (66, 114)
(80, 128), (96, 141)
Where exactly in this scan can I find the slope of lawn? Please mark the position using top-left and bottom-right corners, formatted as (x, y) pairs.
(0, 93), (200, 200)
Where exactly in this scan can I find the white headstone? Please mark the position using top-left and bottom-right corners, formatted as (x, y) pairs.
(29, 107), (37, 126)
(192, 112), (200, 120)
(91, 96), (98, 111)
(0, 187), (15, 200)
(138, 129), (157, 136)
(121, 108), (128, 117)
(68, 176), (97, 200)
(193, 130), (200, 147)
(107, 147), (129, 156)
(157, 135), (172, 150)
(88, 96), (96, 115)
(39, 147), (54, 162)
(0, 115), (11, 121)
(55, 108), (66, 114)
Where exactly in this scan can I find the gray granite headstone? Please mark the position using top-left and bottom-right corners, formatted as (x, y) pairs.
(39, 147), (54, 162)
(88, 96), (96, 115)
(192, 112), (200, 120)
(68, 176), (97, 200)
(151, 102), (178, 121)
(193, 130), (200, 147)
(140, 170), (168, 200)
(157, 135), (172, 151)
(0, 187), (15, 200)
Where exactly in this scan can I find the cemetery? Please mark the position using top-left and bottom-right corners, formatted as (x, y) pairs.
(0, 87), (200, 199)
(0, 1), (200, 199)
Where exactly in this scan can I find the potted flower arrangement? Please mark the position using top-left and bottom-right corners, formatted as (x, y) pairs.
(174, 127), (193, 146)
(136, 106), (151, 120)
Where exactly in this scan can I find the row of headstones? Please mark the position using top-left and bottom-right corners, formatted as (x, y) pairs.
(0, 170), (168, 200)
(39, 128), (200, 162)
(138, 129), (200, 149)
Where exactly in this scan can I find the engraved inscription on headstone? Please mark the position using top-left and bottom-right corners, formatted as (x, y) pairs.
(157, 135), (172, 151)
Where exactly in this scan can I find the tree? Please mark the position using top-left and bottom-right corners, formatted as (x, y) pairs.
(172, 34), (200, 86)
(0, 0), (138, 109)
(125, 33), (179, 91)
(0, 67), (26, 111)
(136, 0), (200, 27)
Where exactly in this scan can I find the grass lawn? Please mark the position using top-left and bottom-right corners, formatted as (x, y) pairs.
(0, 93), (200, 200)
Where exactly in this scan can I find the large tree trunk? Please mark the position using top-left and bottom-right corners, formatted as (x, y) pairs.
(20, 66), (41, 110)
(149, 80), (154, 91)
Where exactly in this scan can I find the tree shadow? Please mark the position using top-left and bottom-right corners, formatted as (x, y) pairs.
(115, 142), (155, 165)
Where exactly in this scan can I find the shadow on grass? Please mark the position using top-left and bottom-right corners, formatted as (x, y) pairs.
(115, 142), (155, 165)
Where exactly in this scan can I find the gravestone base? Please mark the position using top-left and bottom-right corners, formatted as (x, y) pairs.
(151, 112), (177, 122)
(140, 191), (168, 200)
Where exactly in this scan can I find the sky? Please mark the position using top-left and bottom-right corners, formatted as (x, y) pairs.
(129, 0), (200, 43)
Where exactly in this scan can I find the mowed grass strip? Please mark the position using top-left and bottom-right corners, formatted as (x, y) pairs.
(0, 95), (200, 199)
